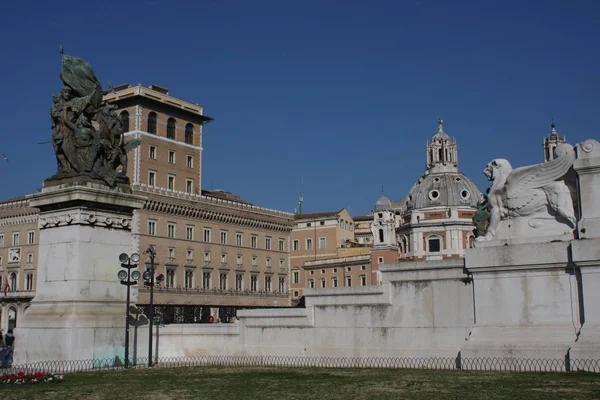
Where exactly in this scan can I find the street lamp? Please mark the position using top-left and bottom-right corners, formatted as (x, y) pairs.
(143, 245), (156, 367)
(118, 252), (141, 368)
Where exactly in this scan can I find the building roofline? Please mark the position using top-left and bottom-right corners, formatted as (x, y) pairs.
(103, 84), (213, 123)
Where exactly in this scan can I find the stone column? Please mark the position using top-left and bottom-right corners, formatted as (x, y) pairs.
(13, 183), (146, 364)
(573, 139), (600, 239)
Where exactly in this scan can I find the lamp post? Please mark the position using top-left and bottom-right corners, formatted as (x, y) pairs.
(118, 252), (141, 368)
(143, 245), (156, 367)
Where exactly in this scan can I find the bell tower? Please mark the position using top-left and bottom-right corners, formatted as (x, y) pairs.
(370, 192), (398, 284)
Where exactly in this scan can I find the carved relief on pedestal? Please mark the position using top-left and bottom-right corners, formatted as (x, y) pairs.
(38, 209), (133, 230)
(476, 143), (576, 243)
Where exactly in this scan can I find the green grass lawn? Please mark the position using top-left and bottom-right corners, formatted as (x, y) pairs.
(3, 366), (600, 400)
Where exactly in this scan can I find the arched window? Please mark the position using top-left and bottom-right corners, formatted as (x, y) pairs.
(167, 118), (176, 140)
(438, 148), (442, 162)
(185, 123), (194, 144)
(120, 111), (130, 133)
(9, 272), (17, 291)
(402, 237), (408, 254)
(147, 112), (157, 134)
(378, 229), (384, 243)
(8, 306), (17, 331)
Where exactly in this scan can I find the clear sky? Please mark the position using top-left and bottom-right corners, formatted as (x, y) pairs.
(0, 0), (598, 216)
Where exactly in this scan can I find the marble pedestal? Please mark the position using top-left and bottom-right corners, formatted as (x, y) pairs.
(13, 183), (146, 364)
(462, 242), (578, 369)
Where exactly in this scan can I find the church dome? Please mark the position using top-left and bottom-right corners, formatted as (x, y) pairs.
(374, 194), (393, 211)
(405, 172), (482, 210)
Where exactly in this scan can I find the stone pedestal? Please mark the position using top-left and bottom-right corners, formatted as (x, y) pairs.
(13, 183), (146, 364)
(568, 239), (600, 365)
(462, 242), (578, 365)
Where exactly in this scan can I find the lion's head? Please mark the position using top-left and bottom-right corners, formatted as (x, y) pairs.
(483, 158), (512, 182)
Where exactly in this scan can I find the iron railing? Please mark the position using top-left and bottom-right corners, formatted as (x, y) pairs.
(4, 355), (600, 374)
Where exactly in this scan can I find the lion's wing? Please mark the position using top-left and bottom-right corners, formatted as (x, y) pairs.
(505, 144), (574, 204)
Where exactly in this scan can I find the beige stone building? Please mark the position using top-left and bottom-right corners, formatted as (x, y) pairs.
(289, 209), (358, 300)
(0, 198), (38, 331)
(0, 84), (294, 330)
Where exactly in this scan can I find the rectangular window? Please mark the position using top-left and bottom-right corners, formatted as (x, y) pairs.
(27, 253), (33, 264)
(279, 259), (284, 270)
(186, 225), (194, 240)
(149, 145), (156, 159)
(265, 238), (272, 250)
(265, 276), (272, 292)
(186, 249), (193, 261)
(27, 230), (35, 245)
(251, 235), (257, 248)
(185, 179), (193, 194)
(332, 277), (338, 288)
(293, 271), (299, 284)
(347, 266), (352, 272)
(309, 280), (314, 288)
(221, 253), (227, 263)
(12, 232), (19, 246)
(220, 231), (228, 245)
(166, 269), (175, 288)
(293, 290), (299, 298)
(333, 268), (338, 273)
(220, 273), (227, 290)
(428, 238), (441, 252)
(361, 275), (367, 286)
(321, 269), (325, 274)
(236, 233), (243, 246)
(148, 170), (156, 187)
(346, 277), (352, 287)
(266, 258), (271, 267)
(361, 265), (366, 271)
(0, 234), (4, 247)
(203, 228), (211, 242)
(186, 155), (193, 168)
(293, 240), (299, 251)
(250, 275), (258, 291)
(251, 256), (257, 266)
(306, 239), (312, 250)
(167, 223), (176, 238)
(147, 220), (156, 236)
(203, 271), (211, 289)
(26, 273), (34, 291)
(319, 237), (326, 249)
(279, 277), (285, 292)
(167, 247), (175, 259)
(236, 274), (243, 291)
(204, 252), (210, 263)
(237, 254), (243, 266)
(168, 150), (176, 164)
(168, 175), (175, 190)
(321, 279), (326, 288)
(278, 239), (285, 252)
(185, 270), (194, 289)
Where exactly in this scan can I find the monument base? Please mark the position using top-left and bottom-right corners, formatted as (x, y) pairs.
(13, 183), (146, 364)
(474, 213), (574, 248)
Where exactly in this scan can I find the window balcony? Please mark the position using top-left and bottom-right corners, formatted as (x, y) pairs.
(138, 286), (289, 298)
(1, 289), (35, 300)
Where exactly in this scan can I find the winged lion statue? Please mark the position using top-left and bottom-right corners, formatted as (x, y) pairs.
(476, 143), (576, 242)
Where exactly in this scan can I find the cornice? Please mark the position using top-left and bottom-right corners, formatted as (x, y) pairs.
(0, 213), (38, 228)
(143, 198), (293, 233)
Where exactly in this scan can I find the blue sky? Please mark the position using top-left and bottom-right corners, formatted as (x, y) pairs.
(0, 0), (598, 215)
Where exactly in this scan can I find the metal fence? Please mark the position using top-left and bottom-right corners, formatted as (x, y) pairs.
(4, 355), (600, 374)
